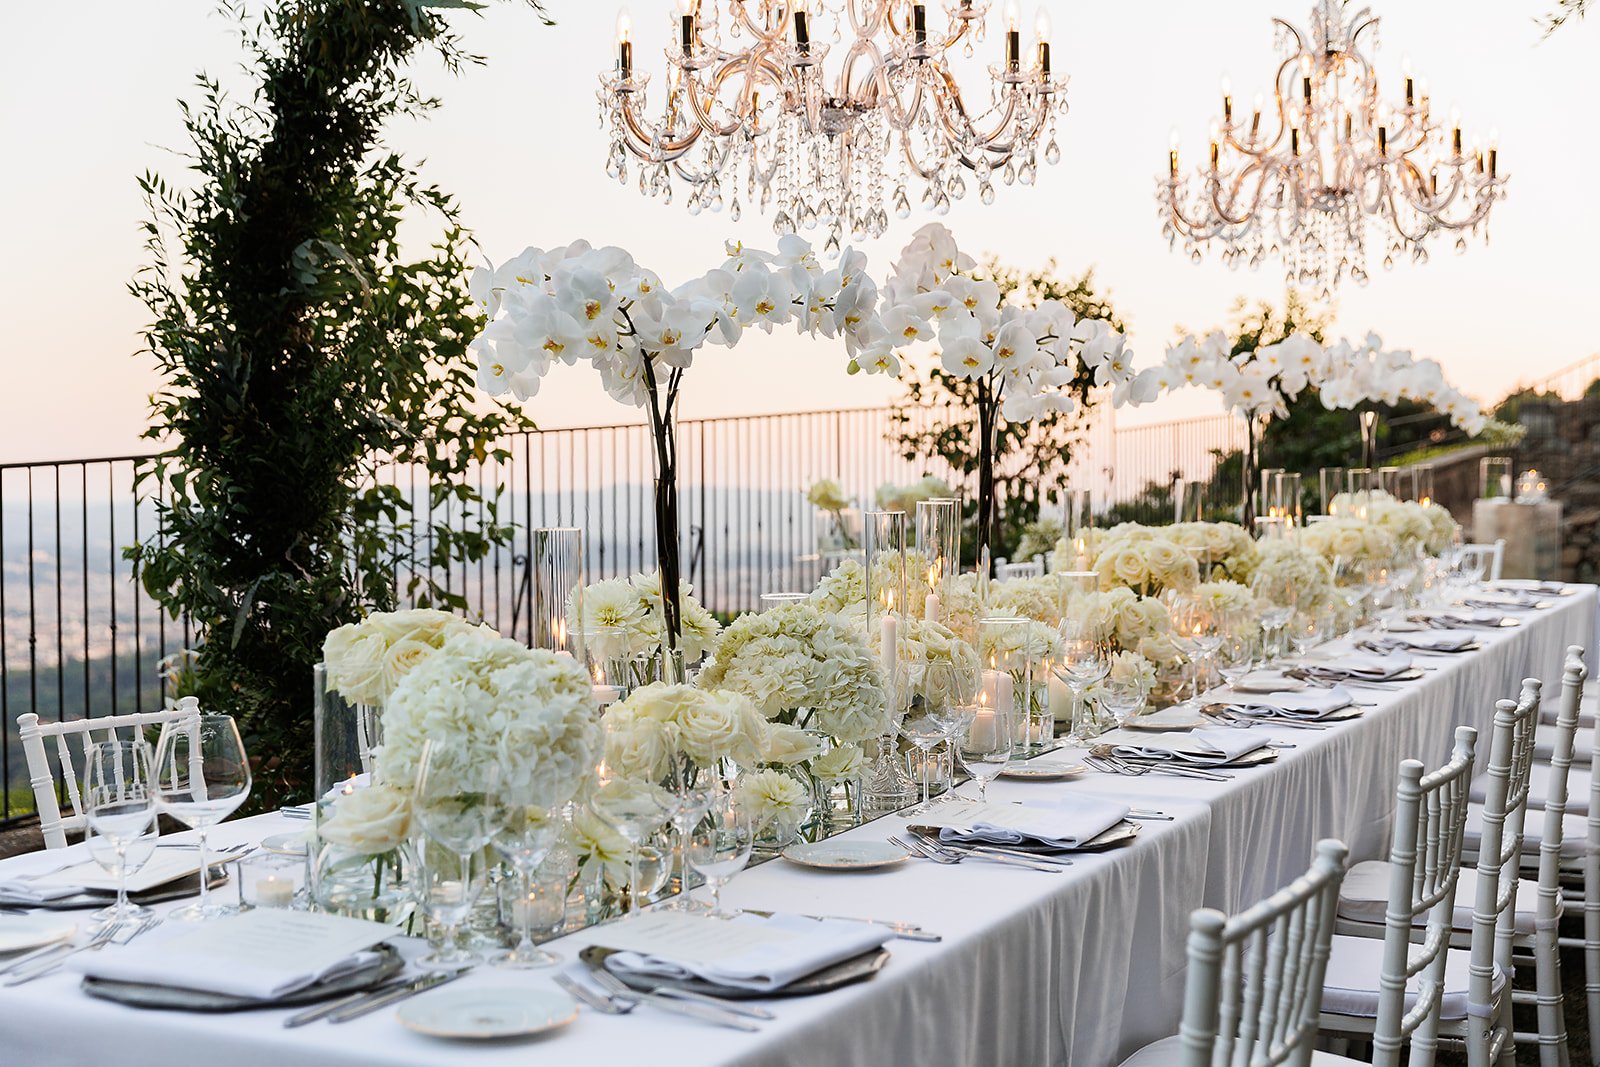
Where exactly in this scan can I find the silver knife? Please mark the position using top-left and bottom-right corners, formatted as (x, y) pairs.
(638, 984), (775, 1020)
(282, 978), (406, 1028)
(326, 969), (465, 1023)
(590, 970), (759, 1031)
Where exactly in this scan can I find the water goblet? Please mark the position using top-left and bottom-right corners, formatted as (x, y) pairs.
(1096, 675), (1147, 727)
(897, 703), (950, 812)
(152, 712), (252, 922)
(590, 753), (679, 913)
(486, 725), (565, 969)
(414, 739), (501, 970)
(83, 740), (158, 930)
(1053, 629), (1110, 747)
(956, 696), (1015, 801)
(686, 791), (754, 917)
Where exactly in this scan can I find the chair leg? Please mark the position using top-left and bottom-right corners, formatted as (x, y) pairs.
(1533, 924), (1569, 1067)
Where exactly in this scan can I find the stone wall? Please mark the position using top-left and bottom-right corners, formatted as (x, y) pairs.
(1495, 394), (1600, 582)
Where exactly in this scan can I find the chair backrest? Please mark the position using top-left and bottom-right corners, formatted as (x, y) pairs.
(18, 701), (196, 850)
(1371, 725), (1478, 1067)
(1461, 540), (1506, 582)
(1536, 650), (1586, 927)
(1463, 680), (1543, 1066)
(997, 557), (1046, 580)
(1179, 839), (1351, 1067)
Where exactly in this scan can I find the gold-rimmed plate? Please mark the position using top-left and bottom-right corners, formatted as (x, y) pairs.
(999, 760), (1085, 781)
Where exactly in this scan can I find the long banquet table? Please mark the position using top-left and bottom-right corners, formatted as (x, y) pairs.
(1, 587), (1595, 1067)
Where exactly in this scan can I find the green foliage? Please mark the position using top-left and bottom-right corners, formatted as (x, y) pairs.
(890, 260), (1124, 565)
(127, 0), (542, 807)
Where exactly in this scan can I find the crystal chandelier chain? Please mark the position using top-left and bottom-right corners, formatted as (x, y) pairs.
(1158, 0), (1508, 295)
(599, 0), (1068, 254)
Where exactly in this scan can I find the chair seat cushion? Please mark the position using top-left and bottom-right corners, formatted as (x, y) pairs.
(1471, 763), (1590, 817)
(1118, 1034), (1367, 1067)
(1464, 803), (1585, 863)
(1336, 861), (1553, 936)
(1321, 933), (1505, 1021)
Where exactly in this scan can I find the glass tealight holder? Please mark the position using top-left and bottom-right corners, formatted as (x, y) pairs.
(978, 616), (1048, 755)
(1254, 516), (1290, 541)
(238, 850), (306, 910)
(1271, 471), (1303, 527)
(1318, 467), (1347, 518)
(533, 527), (584, 656)
(1175, 479), (1207, 523)
(1415, 465), (1436, 507)
(759, 592), (810, 611)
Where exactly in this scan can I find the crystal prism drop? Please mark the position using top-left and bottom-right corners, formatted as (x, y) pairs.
(824, 232), (841, 257)
(730, 197), (742, 221)
(1002, 161), (1016, 186)
(893, 188), (911, 219)
(1045, 140), (1060, 165)
(979, 183), (996, 206)
(687, 192), (703, 217)
(1019, 163), (1035, 186)
(949, 174), (967, 200)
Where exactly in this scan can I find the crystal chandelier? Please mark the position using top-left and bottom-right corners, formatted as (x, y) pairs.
(599, 1), (1068, 254)
(1158, 0), (1507, 294)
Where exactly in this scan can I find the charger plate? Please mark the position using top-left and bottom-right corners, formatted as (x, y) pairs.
(21, 868), (230, 912)
(1091, 744), (1280, 770)
(580, 944), (889, 1000)
(908, 818), (1139, 856)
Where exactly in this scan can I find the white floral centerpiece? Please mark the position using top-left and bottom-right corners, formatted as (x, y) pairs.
(875, 223), (1158, 564)
(1300, 518), (1400, 567)
(567, 570), (721, 677)
(807, 478), (860, 551)
(1167, 522), (1260, 580)
(321, 608), (482, 707)
(1244, 539), (1335, 615)
(470, 235), (890, 661)
(697, 602), (888, 746)
(1091, 530), (1201, 597)
(314, 629), (599, 922)
(807, 550), (939, 625)
(1336, 491), (1456, 555)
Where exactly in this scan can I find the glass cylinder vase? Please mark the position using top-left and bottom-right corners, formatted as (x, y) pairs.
(532, 527), (583, 656)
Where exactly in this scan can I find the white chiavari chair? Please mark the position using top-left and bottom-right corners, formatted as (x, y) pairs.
(1461, 540), (1506, 583)
(1115, 839), (1354, 1067)
(18, 698), (198, 850)
(1315, 725), (1488, 1067)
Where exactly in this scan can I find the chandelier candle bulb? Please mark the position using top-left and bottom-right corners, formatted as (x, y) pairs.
(793, 9), (810, 54)
(616, 10), (633, 80)
(912, 3), (927, 46)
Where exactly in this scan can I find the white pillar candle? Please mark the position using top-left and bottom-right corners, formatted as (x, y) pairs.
(966, 706), (997, 749)
(981, 669), (1015, 716)
(591, 684), (621, 706)
(880, 612), (898, 682)
(1047, 672), (1074, 723)
(924, 592), (942, 623)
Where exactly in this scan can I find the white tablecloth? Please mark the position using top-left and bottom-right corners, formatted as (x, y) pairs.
(2, 588), (1593, 1067)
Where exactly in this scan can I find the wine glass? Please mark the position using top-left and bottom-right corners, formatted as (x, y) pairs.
(590, 742), (679, 913)
(1096, 674), (1147, 727)
(1053, 631), (1110, 746)
(662, 754), (715, 912)
(414, 739), (500, 970)
(925, 662), (981, 794)
(1167, 596), (1220, 701)
(1287, 608), (1331, 660)
(955, 696), (1015, 802)
(82, 740), (157, 931)
(686, 790), (754, 917)
(152, 713), (252, 922)
(486, 725), (564, 969)
(897, 699), (950, 813)
(1216, 628), (1259, 691)
(413, 834), (489, 971)
(1250, 570), (1296, 659)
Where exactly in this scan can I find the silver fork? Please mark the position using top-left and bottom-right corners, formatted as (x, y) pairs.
(554, 973), (633, 1015)
(4, 921), (124, 986)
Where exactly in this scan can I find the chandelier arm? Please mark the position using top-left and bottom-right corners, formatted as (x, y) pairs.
(1164, 182), (1230, 240)
(1380, 183), (1436, 244)
(847, 0), (886, 38)
(615, 100), (705, 162)
(1207, 161), (1275, 228)
(730, 0), (791, 46)
(925, 66), (1024, 151)
(687, 53), (791, 140)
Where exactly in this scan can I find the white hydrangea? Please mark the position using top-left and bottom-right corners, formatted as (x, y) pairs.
(377, 630), (599, 810)
(567, 570), (722, 664)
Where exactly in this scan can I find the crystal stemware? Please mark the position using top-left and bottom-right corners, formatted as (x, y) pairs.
(662, 755), (715, 912)
(152, 712), (252, 922)
(686, 791), (753, 917)
(1096, 675), (1147, 727)
(955, 695), (1014, 802)
(1053, 628), (1110, 747)
(82, 740), (157, 930)
(591, 740), (679, 913)
(486, 725), (564, 969)
(414, 739), (500, 970)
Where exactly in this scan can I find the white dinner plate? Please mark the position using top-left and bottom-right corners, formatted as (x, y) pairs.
(1229, 672), (1308, 693)
(1123, 706), (1208, 731)
(397, 986), (578, 1040)
(999, 761), (1085, 781)
(0, 914), (76, 954)
(782, 840), (911, 871)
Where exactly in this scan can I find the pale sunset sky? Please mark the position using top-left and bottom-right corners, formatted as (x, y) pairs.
(1, 1), (1595, 463)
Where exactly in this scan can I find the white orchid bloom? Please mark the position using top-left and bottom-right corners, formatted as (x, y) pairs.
(937, 316), (994, 378)
(990, 317), (1040, 372)
(882, 303), (935, 347)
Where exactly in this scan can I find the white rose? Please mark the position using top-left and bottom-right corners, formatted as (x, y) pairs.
(601, 708), (674, 780)
(810, 742), (867, 784)
(676, 689), (760, 765)
(380, 637), (436, 700)
(317, 783), (412, 854)
(323, 626), (388, 706)
(761, 722), (824, 766)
